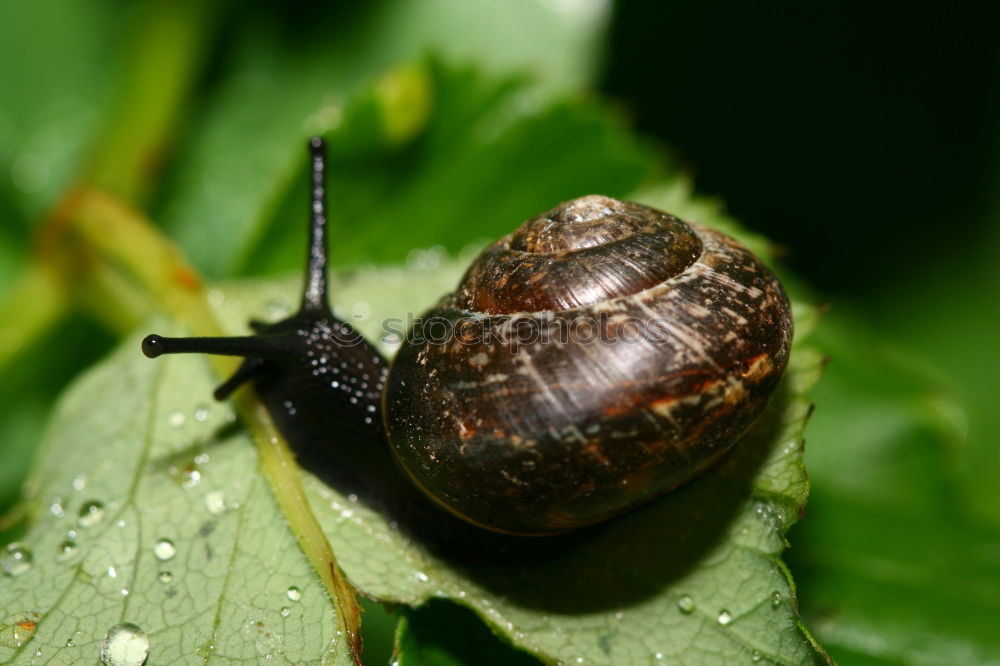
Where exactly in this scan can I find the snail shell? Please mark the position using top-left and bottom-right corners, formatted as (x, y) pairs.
(385, 195), (793, 535)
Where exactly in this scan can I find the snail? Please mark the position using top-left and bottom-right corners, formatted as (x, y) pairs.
(142, 138), (793, 536)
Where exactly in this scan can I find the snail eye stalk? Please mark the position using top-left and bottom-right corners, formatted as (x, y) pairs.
(140, 137), (361, 399)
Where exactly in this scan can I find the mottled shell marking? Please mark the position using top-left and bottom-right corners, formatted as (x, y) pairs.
(385, 195), (793, 535)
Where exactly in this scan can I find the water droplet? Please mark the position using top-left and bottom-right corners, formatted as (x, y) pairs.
(57, 539), (79, 562)
(194, 453), (210, 465)
(181, 467), (201, 489)
(65, 638), (75, 648)
(153, 539), (176, 562)
(752, 650), (762, 662)
(771, 591), (782, 608)
(120, 588), (129, 596)
(654, 653), (664, 661)
(286, 586), (302, 602)
(717, 610), (733, 626)
(72, 474), (86, 491)
(676, 594), (695, 614)
(194, 404), (212, 422)
(50, 498), (65, 517)
(108, 566), (118, 578)
(280, 607), (291, 618)
(1, 543), (33, 576)
(167, 411), (186, 428)
(205, 490), (227, 515)
(157, 571), (173, 584)
(100, 623), (149, 666)
(414, 571), (429, 583)
(78, 501), (106, 528)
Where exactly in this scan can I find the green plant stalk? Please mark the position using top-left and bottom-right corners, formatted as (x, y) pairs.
(84, 0), (226, 203)
(0, 0), (224, 371)
(62, 188), (364, 662)
(0, 263), (67, 373)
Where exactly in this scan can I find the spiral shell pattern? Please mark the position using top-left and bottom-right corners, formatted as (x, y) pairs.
(385, 195), (793, 535)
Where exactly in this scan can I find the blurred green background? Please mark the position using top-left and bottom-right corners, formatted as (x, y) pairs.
(1, 0), (998, 664)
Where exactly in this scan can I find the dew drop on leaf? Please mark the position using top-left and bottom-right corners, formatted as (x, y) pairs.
(771, 591), (782, 608)
(153, 539), (176, 562)
(57, 539), (79, 562)
(676, 594), (695, 614)
(181, 467), (201, 488)
(167, 411), (186, 428)
(280, 607), (291, 618)
(205, 490), (226, 515)
(78, 501), (106, 528)
(1, 543), (33, 576)
(752, 650), (763, 662)
(100, 623), (149, 666)
(717, 610), (733, 626)
(194, 404), (212, 422)
(157, 571), (173, 584)
(286, 586), (302, 602)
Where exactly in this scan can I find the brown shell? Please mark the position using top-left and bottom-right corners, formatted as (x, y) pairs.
(384, 195), (793, 535)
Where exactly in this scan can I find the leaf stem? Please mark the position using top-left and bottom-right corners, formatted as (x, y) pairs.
(0, 262), (67, 372)
(84, 0), (227, 202)
(43, 186), (364, 662)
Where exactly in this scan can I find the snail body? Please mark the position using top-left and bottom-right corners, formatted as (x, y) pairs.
(142, 139), (792, 536)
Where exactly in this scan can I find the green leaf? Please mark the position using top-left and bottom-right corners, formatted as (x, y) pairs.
(206, 253), (828, 665)
(0, 331), (353, 664)
(2, 243), (826, 663)
(787, 310), (1000, 665)
(156, 0), (613, 279)
(0, 0), (119, 221)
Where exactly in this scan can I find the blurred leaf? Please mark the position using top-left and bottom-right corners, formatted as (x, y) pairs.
(868, 226), (1000, 529)
(0, 330), (353, 664)
(787, 310), (1000, 665)
(156, 0), (613, 278)
(0, 0), (119, 221)
(243, 60), (660, 276)
(83, 0), (226, 203)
